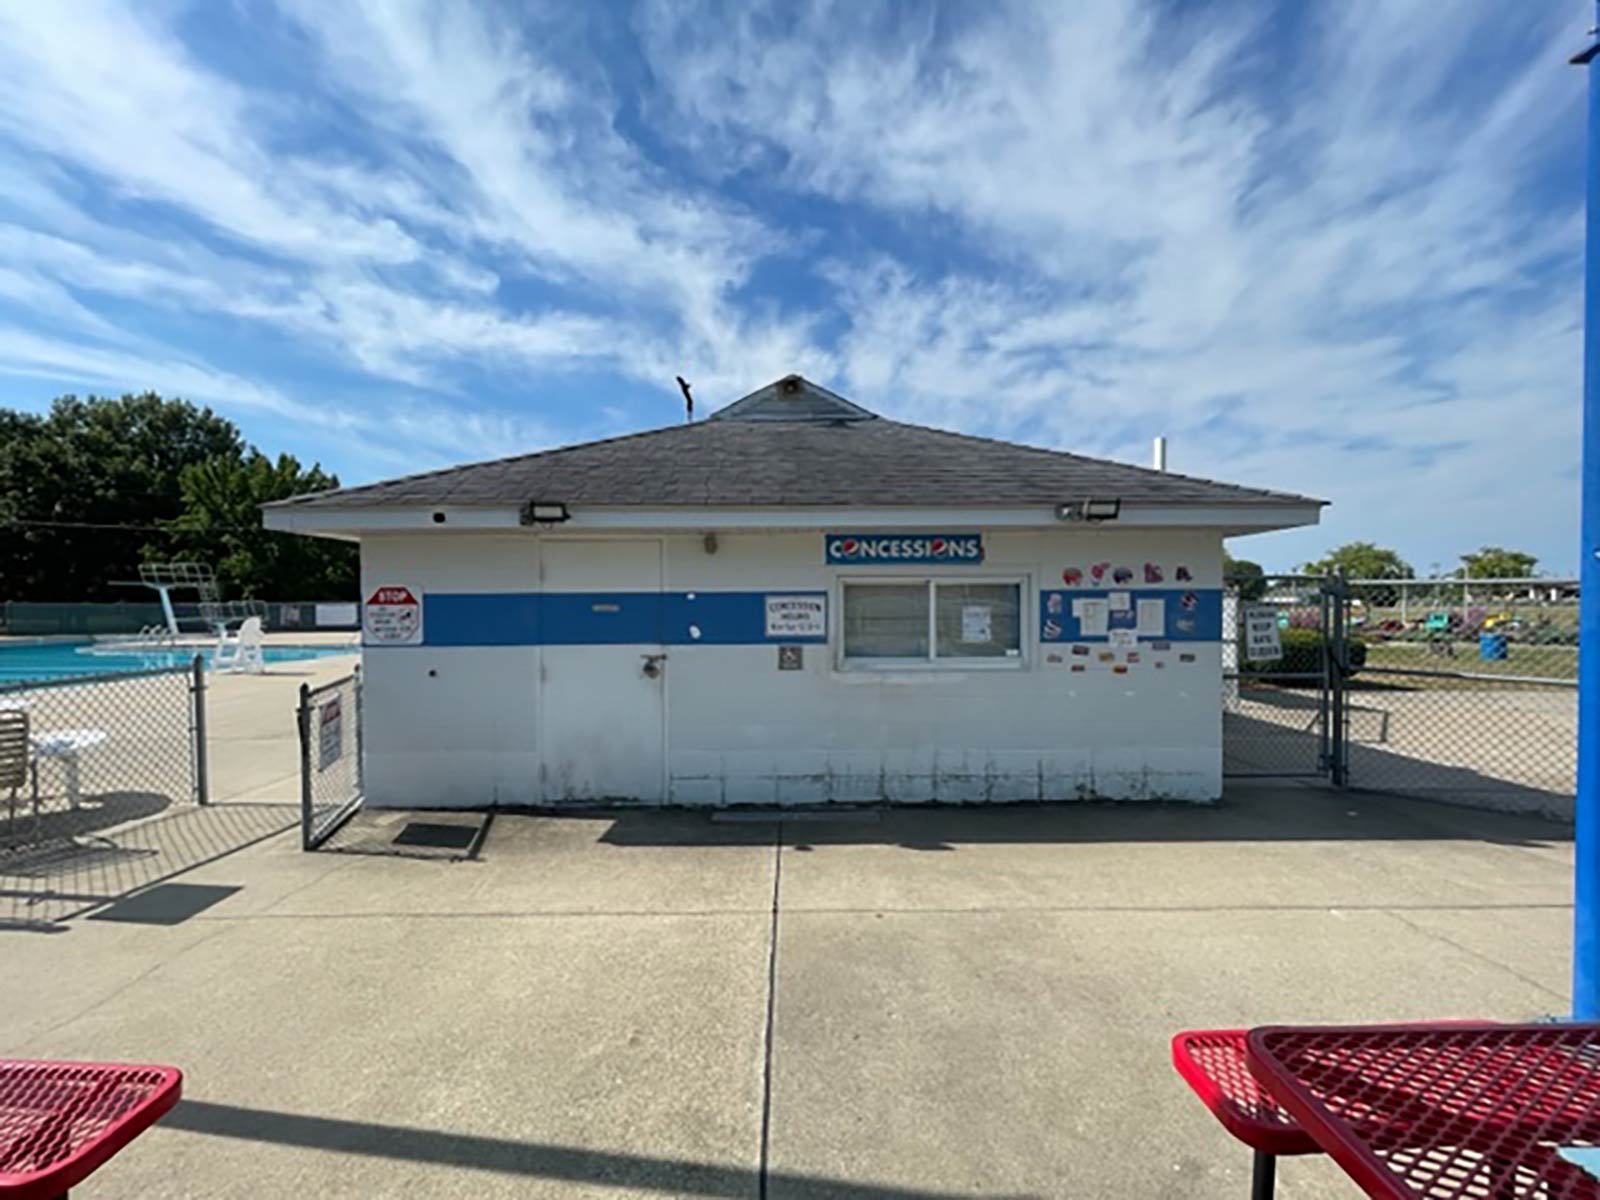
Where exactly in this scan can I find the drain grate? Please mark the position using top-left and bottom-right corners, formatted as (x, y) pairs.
(392, 822), (480, 850)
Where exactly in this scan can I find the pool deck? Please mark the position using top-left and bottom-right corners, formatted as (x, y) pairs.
(205, 644), (361, 803)
(0, 784), (1574, 1198)
(0, 631), (1579, 1197)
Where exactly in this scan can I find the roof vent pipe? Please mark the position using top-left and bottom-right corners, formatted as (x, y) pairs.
(1153, 436), (1168, 472)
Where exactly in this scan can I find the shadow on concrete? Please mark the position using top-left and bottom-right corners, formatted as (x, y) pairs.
(0, 802), (298, 931)
(163, 1099), (1036, 1199)
(567, 784), (1570, 852)
(87, 881), (242, 925)
(1224, 701), (1573, 817)
(0, 789), (174, 853)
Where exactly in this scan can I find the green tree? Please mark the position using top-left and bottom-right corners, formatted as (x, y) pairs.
(1457, 547), (1538, 580)
(164, 452), (357, 599)
(1223, 552), (1268, 601)
(1302, 541), (1414, 581)
(0, 393), (242, 600)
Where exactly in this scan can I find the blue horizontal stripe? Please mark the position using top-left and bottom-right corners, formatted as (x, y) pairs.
(421, 591), (828, 647)
(424, 593), (540, 646)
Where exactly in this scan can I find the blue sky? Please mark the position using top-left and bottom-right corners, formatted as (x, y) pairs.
(0, 1), (1586, 574)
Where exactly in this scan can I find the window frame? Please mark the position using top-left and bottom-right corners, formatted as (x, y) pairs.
(834, 573), (1030, 671)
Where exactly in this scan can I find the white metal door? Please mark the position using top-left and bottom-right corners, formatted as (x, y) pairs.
(538, 539), (665, 803)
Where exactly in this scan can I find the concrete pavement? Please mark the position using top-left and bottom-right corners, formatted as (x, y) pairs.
(0, 784), (1575, 1198)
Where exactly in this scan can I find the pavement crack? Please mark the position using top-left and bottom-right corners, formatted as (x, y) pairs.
(15, 922), (234, 1049)
(758, 819), (782, 1200)
(1382, 908), (1567, 1004)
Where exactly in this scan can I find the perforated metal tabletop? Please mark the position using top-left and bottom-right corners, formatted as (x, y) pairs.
(1247, 1023), (1600, 1199)
(0, 1060), (181, 1198)
(1171, 1029), (1319, 1157)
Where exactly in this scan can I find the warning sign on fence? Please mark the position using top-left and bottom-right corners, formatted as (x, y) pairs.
(1244, 605), (1283, 662)
(318, 696), (343, 770)
(364, 585), (422, 645)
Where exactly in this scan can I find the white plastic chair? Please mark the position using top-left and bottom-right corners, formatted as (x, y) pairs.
(215, 616), (266, 675)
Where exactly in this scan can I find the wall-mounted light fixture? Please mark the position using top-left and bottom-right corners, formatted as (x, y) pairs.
(1055, 498), (1122, 523)
(703, 532), (719, 555)
(520, 500), (570, 525)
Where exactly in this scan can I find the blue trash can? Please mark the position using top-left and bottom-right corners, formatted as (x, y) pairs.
(1479, 632), (1508, 661)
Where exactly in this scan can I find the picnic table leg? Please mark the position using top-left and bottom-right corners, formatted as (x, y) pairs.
(1251, 1150), (1275, 1200)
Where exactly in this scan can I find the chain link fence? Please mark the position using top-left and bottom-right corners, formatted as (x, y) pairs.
(1342, 577), (1577, 816)
(0, 660), (205, 856)
(297, 670), (362, 849)
(1221, 574), (1579, 817)
(1, 600), (360, 636)
(1222, 575), (1339, 779)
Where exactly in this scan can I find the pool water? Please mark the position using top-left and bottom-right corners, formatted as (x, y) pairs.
(0, 639), (358, 683)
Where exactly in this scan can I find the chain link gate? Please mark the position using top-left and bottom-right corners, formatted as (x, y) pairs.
(297, 668), (362, 850)
(1222, 574), (1349, 784)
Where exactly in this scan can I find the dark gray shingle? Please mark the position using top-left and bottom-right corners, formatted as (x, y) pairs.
(268, 377), (1321, 511)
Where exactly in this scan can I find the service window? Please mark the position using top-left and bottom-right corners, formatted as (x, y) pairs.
(841, 580), (1023, 666)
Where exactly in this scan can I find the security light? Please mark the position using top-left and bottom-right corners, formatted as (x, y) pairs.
(1055, 499), (1121, 522)
(520, 501), (570, 525)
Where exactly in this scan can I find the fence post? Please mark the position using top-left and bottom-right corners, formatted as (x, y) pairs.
(1327, 577), (1349, 788)
(190, 654), (210, 805)
(1317, 586), (1333, 772)
(353, 665), (365, 800)
(297, 682), (313, 852)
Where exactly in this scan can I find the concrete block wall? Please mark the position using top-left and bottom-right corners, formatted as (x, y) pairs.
(358, 526), (1224, 807)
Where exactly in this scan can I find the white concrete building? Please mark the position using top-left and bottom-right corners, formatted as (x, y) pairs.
(265, 376), (1322, 808)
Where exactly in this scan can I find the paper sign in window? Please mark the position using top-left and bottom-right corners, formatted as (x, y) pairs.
(960, 605), (992, 643)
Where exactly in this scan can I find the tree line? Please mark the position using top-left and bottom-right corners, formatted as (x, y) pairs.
(1226, 541), (1545, 600)
(0, 393), (357, 602)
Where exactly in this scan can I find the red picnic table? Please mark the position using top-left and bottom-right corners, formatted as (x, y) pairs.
(1246, 1023), (1600, 1199)
(0, 1060), (182, 1199)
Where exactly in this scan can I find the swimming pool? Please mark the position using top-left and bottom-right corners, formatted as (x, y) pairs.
(0, 639), (359, 683)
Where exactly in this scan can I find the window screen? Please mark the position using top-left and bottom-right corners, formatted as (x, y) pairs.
(842, 583), (929, 659)
(842, 580), (1024, 663)
(934, 583), (1021, 658)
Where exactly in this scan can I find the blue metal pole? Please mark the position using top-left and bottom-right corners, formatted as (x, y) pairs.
(1573, 1), (1600, 1019)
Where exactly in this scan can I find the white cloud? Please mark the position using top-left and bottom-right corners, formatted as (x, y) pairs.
(0, 0), (1584, 577)
(637, 0), (1586, 572)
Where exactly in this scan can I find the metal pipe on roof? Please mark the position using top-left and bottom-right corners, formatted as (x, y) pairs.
(1153, 436), (1168, 472)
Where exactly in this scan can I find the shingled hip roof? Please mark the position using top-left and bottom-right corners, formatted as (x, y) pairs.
(265, 375), (1323, 512)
